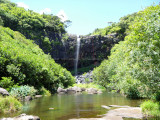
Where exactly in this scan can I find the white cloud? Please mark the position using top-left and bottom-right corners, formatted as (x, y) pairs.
(17, 2), (29, 9)
(40, 8), (52, 15)
(57, 10), (68, 22)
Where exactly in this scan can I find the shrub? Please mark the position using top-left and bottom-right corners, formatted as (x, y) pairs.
(73, 83), (106, 91)
(0, 26), (75, 92)
(141, 100), (160, 117)
(38, 87), (51, 96)
(0, 77), (19, 91)
(10, 85), (37, 100)
(0, 96), (22, 113)
(93, 5), (160, 99)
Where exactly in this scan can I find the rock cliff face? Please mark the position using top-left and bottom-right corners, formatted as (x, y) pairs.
(55, 33), (122, 70)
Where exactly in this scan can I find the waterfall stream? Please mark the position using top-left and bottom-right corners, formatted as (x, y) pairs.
(75, 35), (80, 76)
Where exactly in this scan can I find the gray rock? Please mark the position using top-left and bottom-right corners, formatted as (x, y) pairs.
(66, 88), (76, 94)
(69, 106), (143, 120)
(58, 92), (66, 95)
(97, 90), (102, 94)
(101, 105), (110, 109)
(104, 107), (143, 119)
(57, 87), (67, 93)
(72, 86), (82, 92)
(0, 88), (9, 96)
(81, 88), (86, 91)
(108, 105), (130, 108)
(25, 96), (32, 101)
(1, 113), (40, 120)
(75, 71), (93, 84)
(35, 95), (42, 98)
(86, 88), (98, 94)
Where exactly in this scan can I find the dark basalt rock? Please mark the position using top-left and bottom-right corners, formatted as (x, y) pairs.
(55, 33), (122, 70)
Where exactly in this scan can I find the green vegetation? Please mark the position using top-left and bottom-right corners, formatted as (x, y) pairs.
(91, 12), (137, 40)
(93, 4), (160, 99)
(0, 96), (22, 113)
(10, 85), (37, 100)
(73, 83), (105, 91)
(38, 87), (51, 96)
(141, 100), (160, 117)
(0, 77), (18, 91)
(0, 0), (68, 55)
(0, 0), (74, 115)
(92, 5), (160, 117)
(0, 26), (75, 92)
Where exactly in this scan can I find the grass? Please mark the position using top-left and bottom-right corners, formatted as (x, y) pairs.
(140, 100), (160, 117)
(72, 83), (106, 91)
(0, 96), (22, 113)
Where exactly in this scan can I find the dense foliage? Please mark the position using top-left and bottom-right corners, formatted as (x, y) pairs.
(0, 96), (22, 113)
(141, 100), (160, 117)
(0, 77), (18, 91)
(38, 87), (51, 96)
(10, 85), (37, 100)
(0, 0), (67, 54)
(93, 5), (160, 99)
(0, 26), (75, 92)
(73, 83), (106, 91)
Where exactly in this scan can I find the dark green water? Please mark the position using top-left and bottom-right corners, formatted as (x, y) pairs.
(0, 92), (144, 120)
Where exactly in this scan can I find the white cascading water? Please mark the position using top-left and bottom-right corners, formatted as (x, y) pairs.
(75, 35), (81, 76)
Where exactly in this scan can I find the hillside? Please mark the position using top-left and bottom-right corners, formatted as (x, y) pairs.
(93, 5), (160, 99)
(0, 0), (68, 57)
(0, 26), (74, 91)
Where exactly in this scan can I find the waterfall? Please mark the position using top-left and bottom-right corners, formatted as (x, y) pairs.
(75, 35), (81, 76)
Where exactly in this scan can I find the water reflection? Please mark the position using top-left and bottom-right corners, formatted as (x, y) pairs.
(0, 92), (144, 120)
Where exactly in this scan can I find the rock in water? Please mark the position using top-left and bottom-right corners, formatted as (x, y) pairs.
(1, 113), (40, 120)
(25, 96), (32, 101)
(86, 88), (98, 94)
(0, 88), (9, 96)
(57, 87), (66, 94)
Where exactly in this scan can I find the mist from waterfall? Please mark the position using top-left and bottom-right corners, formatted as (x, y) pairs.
(75, 35), (81, 76)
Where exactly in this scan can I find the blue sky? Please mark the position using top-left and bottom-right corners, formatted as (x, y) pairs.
(11, 0), (159, 35)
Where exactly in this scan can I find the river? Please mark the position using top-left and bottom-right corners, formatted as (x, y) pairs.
(0, 92), (145, 120)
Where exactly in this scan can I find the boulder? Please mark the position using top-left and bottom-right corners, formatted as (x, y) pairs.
(66, 88), (76, 94)
(108, 105), (130, 108)
(86, 88), (98, 94)
(57, 87), (67, 94)
(97, 90), (102, 94)
(0, 88), (9, 96)
(58, 92), (66, 95)
(25, 96), (32, 101)
(1, 113), (40, 120)
(81, 88), (86, 91)
(101, 105), (110, 109)
(35, 95), (42, 98)
(72, 86), (82, 92)
(75, 71), (93, 84)
(104, 107), (143, 119)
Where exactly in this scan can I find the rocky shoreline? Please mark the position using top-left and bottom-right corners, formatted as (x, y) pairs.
(1, 105), (144, 120)
(0, 88), (145, 120)
(70, 105), (143, 120)
(57, 86), (102, 94)
(0, 114), (40, 120)
(75, 71), (93, 84)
